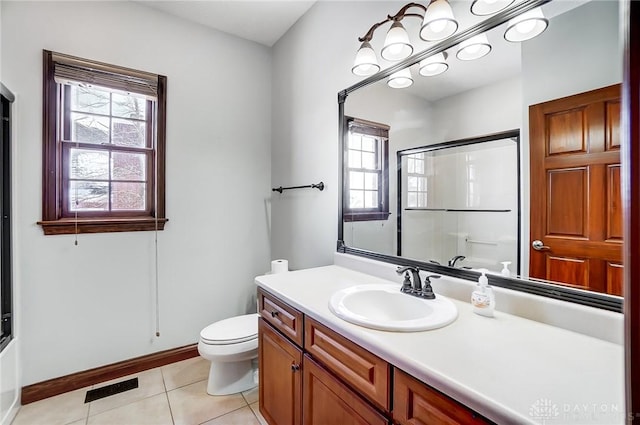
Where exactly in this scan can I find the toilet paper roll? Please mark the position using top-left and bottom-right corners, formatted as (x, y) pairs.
(271, 259), (289, 274)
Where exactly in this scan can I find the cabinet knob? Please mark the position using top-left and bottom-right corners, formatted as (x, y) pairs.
(291, 363), (300, 372)
(270, 310), (279, 318)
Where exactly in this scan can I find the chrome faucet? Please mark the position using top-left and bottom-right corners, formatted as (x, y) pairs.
(448, 255), (466, 267)
(396, 266), (438, 299)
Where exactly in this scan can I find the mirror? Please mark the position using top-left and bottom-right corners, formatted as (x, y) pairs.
(339, 0), (623, 303)
(396, 133), (520, 274)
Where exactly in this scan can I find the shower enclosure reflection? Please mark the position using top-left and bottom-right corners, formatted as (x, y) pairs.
(397, 133), (519, 274)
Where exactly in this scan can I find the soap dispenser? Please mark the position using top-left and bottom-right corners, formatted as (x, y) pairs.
(500, 261), (512, 277)
(471, 269), (495, 317)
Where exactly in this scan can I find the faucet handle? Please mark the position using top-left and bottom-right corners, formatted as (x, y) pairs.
(400, 272), (413, 293)
(417, 275), (439, 300)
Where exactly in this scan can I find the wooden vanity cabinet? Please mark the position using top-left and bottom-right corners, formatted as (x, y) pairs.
(393, 369), (493, 425)
(259, 318), (303, 425)
(303, 355), (388, 425)
(258, 288), (491, 425)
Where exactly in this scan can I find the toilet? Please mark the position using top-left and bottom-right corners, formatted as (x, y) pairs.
(198, 313), (259, 395)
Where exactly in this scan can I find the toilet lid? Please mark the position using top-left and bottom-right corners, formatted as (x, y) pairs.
(200, 313), (258, 345)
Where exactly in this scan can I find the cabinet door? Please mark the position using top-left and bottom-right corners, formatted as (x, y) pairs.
(393, 369), (492, 425)
(305, 317), (390, 411)
(259, 318), (303, 425)
(303, 355), (388, 425)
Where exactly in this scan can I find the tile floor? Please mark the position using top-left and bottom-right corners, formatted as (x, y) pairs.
(11, 357), (268, 425)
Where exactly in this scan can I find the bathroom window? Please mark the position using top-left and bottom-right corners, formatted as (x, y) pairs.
(343, 118), (390, 222)
(406, 153), (428, 208)
(39, 50), (167, 235)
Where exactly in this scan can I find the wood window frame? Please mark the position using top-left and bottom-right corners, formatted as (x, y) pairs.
(343, 117), (391, 222)
(38, 50), (167, 235)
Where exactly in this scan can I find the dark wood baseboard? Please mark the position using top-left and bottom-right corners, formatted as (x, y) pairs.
(21, 343), (198, 405)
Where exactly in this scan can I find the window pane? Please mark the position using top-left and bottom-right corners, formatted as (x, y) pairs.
(112, 182), (146, 210)
(418, 176), (427, 191)
(112, 118), (146, 147)
(408, 192), (417, 207)
(408, 176), (418, 191)
(418, 193), (427, 207)
(415, 159), (424, 174)
(71, 113), (109, 144)
(349, 150), (362, 169)
(349, 134), (361, 150)
(350, 190), (364, 209)
(70, 148), (109, 180)
(70, 181), (108, 211)
(70, 86), (110, 115)
(364, 190), (378, 208)
(112, 152), (146, 181)
(407, 158), (415, 174)
(362, 152), (376, 170)
(364, 172), (378, 190)
(361, 137), (375, 152)
(112, 93), (146, 120)
(349, 171), (364, 189)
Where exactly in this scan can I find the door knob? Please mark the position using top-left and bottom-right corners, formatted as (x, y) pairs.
(532, 240), (550, 251)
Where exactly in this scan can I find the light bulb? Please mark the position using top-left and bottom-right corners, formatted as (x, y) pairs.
(504, 7), (548, 42)
(420, 0), (458, 41)
(388, 68), (413, 89)
(352, 41), (380, 76)
(456, 33), (491, 61)
(382, 21), (413, 61)
(419, 52), (448, 77)
(470, 0), (514, 16)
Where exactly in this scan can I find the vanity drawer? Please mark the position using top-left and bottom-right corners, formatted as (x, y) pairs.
(258, 287), (304, 346)
(304, 317), (390, 412)
(393, 369), (492, 425)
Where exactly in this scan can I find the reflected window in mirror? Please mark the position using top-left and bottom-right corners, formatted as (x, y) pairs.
(406, 154), (428, 208)
(344, 118), (390, 222)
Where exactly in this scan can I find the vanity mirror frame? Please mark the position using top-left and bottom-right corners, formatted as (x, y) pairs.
(337, 0), (623, 313)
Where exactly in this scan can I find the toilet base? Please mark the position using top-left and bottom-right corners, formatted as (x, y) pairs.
(206, 359), (257, 396)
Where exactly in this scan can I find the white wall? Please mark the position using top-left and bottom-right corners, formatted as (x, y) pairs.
(2, 1), (272, 386)
(271, 1), (412, 269)
(431, 77), (522, 142)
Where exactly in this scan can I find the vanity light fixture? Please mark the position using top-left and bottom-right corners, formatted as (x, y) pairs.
(351, 1), (458, 75)
(388, 68), (414, 89)
(470, 0), (514, 16)
(419, 52), (448, 76)
(456, 33), (491, 61)
(352, 1), (549, 79)
(420, 0), (459, 41)
(504, 7), (548, 42)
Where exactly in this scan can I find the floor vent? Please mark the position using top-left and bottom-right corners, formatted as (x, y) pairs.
(84, 377), (139, 403)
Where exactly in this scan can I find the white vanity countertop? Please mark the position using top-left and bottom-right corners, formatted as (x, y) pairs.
(255, 265), (625, 425)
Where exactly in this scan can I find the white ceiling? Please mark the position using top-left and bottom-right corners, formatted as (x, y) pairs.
(135, 0), (316, 47)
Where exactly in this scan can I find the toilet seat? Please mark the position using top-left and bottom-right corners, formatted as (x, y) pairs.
(200, 313), (258, 345)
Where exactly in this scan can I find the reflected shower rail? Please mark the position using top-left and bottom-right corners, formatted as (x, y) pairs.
(272, 181), (324, 194)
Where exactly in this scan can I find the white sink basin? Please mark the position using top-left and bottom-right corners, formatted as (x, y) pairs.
(328, 284), (458, 332)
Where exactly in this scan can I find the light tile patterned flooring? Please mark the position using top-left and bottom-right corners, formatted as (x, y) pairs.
(11, 357), (268, 425)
